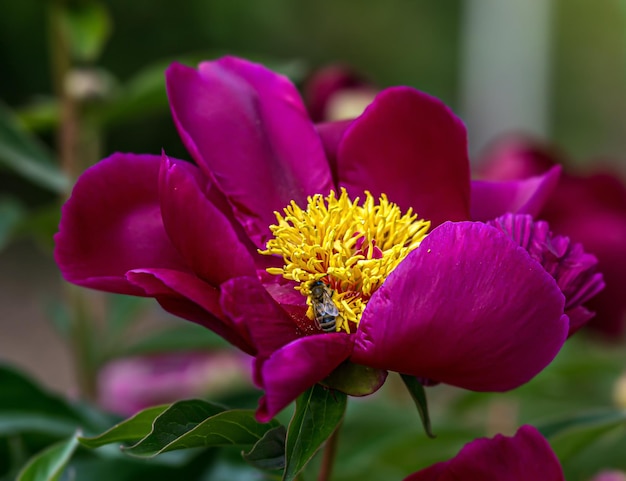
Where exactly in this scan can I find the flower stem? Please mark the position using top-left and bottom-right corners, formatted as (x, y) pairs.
(317, 422), (342, 481)
(49, 0), (103, 402)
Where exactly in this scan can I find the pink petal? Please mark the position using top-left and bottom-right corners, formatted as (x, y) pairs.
(470, 166), (561, 221)
(54, 153), (187, 296)
(337, 87), (470, 226)
(219, 276), (307, 360)
(352, 221), (568, 391)
(127, 268), (255, 354)
(255, 334), (353, 422)
(405, 425), (564, 481)
(166, 57), (333, 248)
(316, 119), (353, 185)
(159, 154), (257, 285)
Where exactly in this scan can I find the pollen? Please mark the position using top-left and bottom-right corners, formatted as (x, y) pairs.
(259, 189), (430, 333)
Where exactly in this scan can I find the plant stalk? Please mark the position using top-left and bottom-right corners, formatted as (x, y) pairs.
(317, 423), (342, 481)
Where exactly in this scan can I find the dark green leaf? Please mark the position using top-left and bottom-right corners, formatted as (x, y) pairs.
(124, 403), (278, 457)
(283, 384), (347, 481)
(81, 399), (279, 458)
(0, 197), (25, 250)
(539, 409), (626, 461)
(61, 1), (111, 62)
(539, 409), (626, 438)
(0, 415), (77, 438)
(16, 204), (61, 253)
(16, 434), (78, 481)
(79, 405), (170, 449)
(15, 98), (59, 133)
(400, 374), (435, 438)
(0, 365), (84, 424)
(97, 60), (171, 126)
(242, 425), (286, 470)
(0, 102), (68, 193)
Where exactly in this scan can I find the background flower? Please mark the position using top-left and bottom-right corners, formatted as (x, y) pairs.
(478, 136), (626, 338)
(98, 351), (252, 416)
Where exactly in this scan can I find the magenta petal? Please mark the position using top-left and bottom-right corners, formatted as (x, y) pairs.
(220, 276), (306, 359)
(471, 166), (561, 221)
(316, 119), (353, 184)
(337, 87), (470, 226)
(353, 221), (568, 391)
(54, 153), (187, 296)
(127, 268), (255, 354)
(255, 334), (353, 422)
(159, 154), (256, 285)
(166, 58), (333, 247)
(405, 425), (564, 481)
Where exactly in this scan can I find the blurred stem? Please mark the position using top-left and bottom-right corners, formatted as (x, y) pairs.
(49, 0), (79, 185)
(49, 0), (103, 402)
(317, 423), (341, 481)
(67, 285), (99, 401)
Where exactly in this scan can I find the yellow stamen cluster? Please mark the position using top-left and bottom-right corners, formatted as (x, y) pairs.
(260, 189), (430, 333)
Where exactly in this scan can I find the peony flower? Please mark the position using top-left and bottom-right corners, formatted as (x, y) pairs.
(55, 57), (602, 422)
(403, 425), (565, 480)
(98, 351), (251, 416)
(478, 137), (626, 337)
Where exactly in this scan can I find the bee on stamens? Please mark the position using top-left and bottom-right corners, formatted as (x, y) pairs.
(309, 280), (339, 333)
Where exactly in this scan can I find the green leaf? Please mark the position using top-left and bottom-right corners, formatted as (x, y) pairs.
(0, 415), (78, 438)
(400, 374), (435, 438)
(97, 60), (171, 126)
(16, 434), (79, 481)
(0, 365), (110, 440)
(283, 384), (347, 481)
(242, 425), (286, 471)
(0, 365), (84, 424)
(80, 400), (279, 458)
(0, 102), (68, 193)
(79, 405), (170, 449)
(0, 197), (25, 250)
(539, 409), (626, 461)
(61, 1), (111, 63)
(125, 404), (278, 457)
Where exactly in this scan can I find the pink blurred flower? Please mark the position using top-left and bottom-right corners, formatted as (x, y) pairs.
(303, 64), (378, 122)
(478, 136), (626, 337)
(55, 57), (602, 422)
(404, 425), (564, 481)
(98, 351), (251, 416)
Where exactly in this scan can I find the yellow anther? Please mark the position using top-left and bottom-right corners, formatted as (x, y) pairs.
(259, 189), (430, 333)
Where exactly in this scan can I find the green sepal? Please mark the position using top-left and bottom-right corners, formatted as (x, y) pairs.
(321, 361), (387, 396)
(400, 374), (435, 438)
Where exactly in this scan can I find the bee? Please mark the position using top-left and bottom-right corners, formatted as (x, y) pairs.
(309, 280), (339, 333)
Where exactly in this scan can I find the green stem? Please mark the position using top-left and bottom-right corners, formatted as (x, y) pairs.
(67, 285), (99, 401)
(317, 422), (342, 481)
(49, 0), (103, 402)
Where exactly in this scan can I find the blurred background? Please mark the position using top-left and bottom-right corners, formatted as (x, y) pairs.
(1, 1), (626, 479)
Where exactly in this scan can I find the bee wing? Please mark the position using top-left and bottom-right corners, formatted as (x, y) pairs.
(321, 294), (339, 316)
(324, 297), (339, 317)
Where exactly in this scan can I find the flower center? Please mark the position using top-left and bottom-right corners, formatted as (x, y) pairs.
(260, 189), (430, 333)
